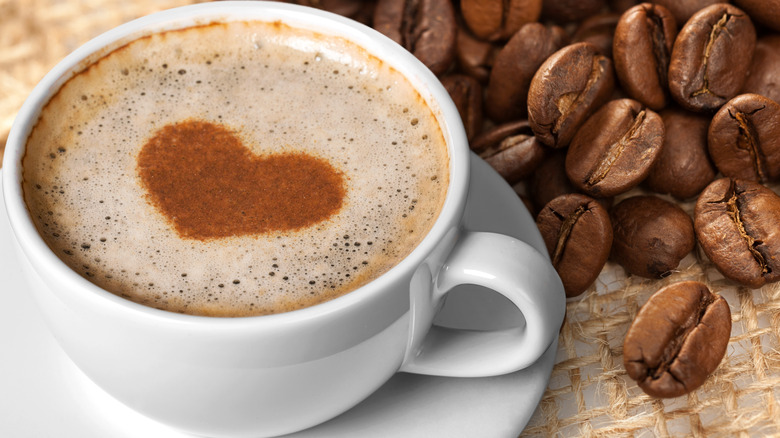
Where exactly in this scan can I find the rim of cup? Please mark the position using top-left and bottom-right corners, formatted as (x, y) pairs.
(2, 1), (470, 326)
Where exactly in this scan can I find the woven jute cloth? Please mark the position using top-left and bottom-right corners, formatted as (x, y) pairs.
(3, 1), (780, 436)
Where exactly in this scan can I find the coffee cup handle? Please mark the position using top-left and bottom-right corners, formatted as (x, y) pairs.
(400, 231), (565, 377)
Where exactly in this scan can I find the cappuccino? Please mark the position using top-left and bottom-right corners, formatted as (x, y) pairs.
(22, 21), (449, 316)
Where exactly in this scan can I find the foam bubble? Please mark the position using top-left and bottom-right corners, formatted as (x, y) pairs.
(23, 21), (448, 317)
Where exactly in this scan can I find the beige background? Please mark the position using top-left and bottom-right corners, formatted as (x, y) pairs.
(2, 1), (780, 436)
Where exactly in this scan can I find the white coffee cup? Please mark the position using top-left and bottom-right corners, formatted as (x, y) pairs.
(2, 2), (565, 437)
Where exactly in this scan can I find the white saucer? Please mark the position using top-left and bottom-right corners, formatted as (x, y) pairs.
(0, 155), (557, 438)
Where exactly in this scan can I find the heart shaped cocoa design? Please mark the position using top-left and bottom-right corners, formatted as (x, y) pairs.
(137, 120), (345, 240)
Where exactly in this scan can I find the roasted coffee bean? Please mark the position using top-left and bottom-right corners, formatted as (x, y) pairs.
(455, 28), (496, 83)
(742, 35), (780, 105)
(572, 13), (620, 57)
(351, 1), (377, 25)
(708, 94), (780, 183)
(440, 74), (483, 141)
(278, 0), (375, 24)
(645, 107), (716, 200)
(461, 0), (542, 42)
(528, 152), (614, 212)
(529, 151), (577, 211)
(486, 23), (568, 123)
(733, 0), (780, 31)
(373, 0), (456, 76)
(566, 99), (665, 197)
(473, 121), (545, 184)
(542, 0), (608, 23)
(695, 178), (780, 288)
(293, 0), (368, 18)
(668, 4), (756, 112)
(536, 194), (613, 297)
(613, 3), (677, 110)
(609, 0), (641, 13)
(527, 42), (615, 149)
(610, 195), (695, 278)
(623, 281), (731, 398)
(608, 83), (632, 102)
(651, 0), (727, 26)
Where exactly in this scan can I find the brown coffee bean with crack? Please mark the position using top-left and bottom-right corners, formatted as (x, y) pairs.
(485, 23), (568, 123)
(610, 195), (695, 278)
(536, 194), (613, 297)
(565, 99), (665, 197)
(708, 94), (780, 183)
(645, 107), (716, 200)
(613, 3), (677, 110)
(572, 13), (620, 57)
(695, 178), (780, 288)
(373, 0), (456, 76)
(733, 0), (780, 31)
(473, 121), (545, 184)
(461, 0), (542, 42)
(668, 3), (756, 112)
(742, 36), (780, 104)
(651, 0), (728, 26)
(527, 42), (615, 149)
(440, 74), (483, 141)
(623, 281), (731, 398)
(542, 0), (608, 23)
(455, 28), (497, 83)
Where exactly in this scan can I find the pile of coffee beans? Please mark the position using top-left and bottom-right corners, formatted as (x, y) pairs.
(275, 0), (780, 398)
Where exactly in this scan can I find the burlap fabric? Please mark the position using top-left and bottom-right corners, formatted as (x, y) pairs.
(2, 1), (780, 436)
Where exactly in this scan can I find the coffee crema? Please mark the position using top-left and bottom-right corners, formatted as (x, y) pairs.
(22, 21), (449, 316)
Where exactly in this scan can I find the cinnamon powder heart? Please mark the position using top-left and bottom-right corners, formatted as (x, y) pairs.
(137, 120), (345, 240)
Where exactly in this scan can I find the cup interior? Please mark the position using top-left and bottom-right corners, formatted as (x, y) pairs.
(2, 1), (469, 323)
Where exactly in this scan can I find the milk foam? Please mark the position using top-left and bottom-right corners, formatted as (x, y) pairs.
(22, 21), (449, 316)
